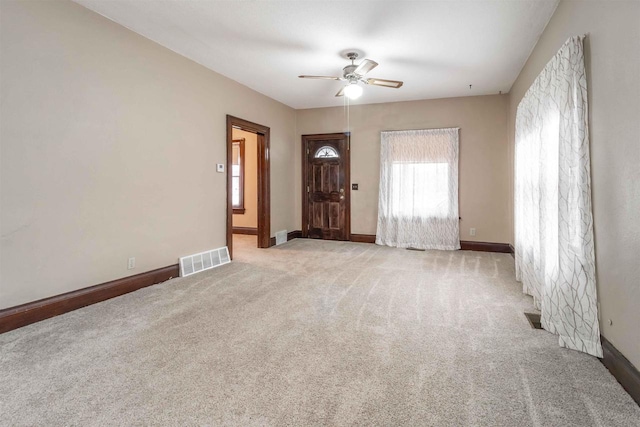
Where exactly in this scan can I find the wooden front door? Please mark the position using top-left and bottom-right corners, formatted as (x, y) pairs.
(302, 133), (350, 240)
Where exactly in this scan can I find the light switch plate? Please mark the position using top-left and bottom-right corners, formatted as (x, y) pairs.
(216, 164), (224, 173)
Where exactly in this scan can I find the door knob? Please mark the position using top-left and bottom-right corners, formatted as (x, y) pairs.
(340, 188), (344, 193)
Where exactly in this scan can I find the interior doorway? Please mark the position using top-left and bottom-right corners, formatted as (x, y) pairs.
(226, 115), (270, 259)
(301, 133), (350, 240)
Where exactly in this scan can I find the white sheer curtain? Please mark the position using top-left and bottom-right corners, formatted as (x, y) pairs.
(376, 128), (460, 250)
(515, 36), (602, 357)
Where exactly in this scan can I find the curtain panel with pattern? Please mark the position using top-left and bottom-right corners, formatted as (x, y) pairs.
(515, 36), (602, 357)
(376, 128), (460, 250)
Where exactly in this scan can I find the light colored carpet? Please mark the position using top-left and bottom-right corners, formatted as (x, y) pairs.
(1, 235), (638, 426)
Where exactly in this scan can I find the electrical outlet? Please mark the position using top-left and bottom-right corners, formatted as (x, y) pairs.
(128, 257), (135, 270)
(469, 228), (476, 236)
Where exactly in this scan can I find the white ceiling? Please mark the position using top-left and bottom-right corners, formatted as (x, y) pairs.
(74, 0), (559, 109)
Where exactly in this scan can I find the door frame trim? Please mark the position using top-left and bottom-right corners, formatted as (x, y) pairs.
(301, 132), (351, 240)
(227, 115), (270, 258)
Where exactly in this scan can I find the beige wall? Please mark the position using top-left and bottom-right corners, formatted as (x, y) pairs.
(296, 95), (510, 243)
(232, 129), (257, 228)
(0, 0), (297, 309)
(508, 0), (640, 367)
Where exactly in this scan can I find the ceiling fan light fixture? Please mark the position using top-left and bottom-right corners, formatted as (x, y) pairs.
(300, 52), (402, 99)
(343, 83), (363, 99)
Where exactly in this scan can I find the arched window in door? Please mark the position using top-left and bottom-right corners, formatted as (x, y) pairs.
(315, 146), (339, 158)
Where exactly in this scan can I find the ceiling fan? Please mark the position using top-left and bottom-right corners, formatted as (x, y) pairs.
(299, 52), (403, 99)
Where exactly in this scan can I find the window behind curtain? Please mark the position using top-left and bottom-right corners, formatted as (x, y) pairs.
(390, 162), (450, 218)
(376, 128), (460, 250)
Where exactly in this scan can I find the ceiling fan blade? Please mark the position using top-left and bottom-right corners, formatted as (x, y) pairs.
(335, 87), (345, 97)
(298, 75), (341, 80)
(365, 78), (404, 88)
(353, 59), (378, 76)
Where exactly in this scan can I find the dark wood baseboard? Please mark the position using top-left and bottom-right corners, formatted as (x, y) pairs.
(460, 241), (512, 253)
(232, 226), (258, 235)
(601, 335), (640, 405)
(350, 234), (376, 244)
(269, 230), (303, 247)
(288, 230), (302, 240)
(0, 264), (179, 334)
(347, 235), (512, 254)
(509, 244), (515, 258)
